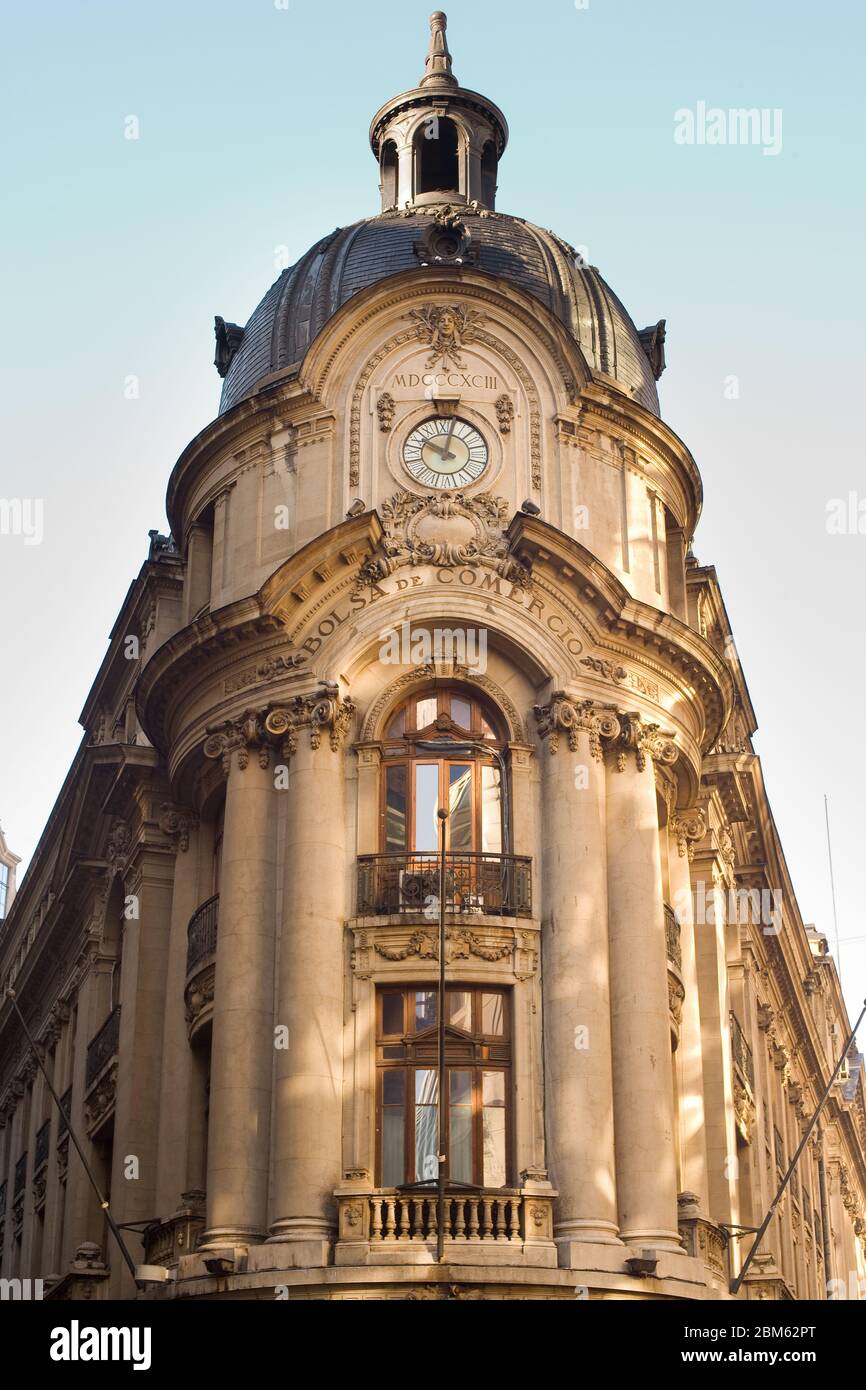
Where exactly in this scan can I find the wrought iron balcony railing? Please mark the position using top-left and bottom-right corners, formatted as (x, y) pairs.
(34, 1119), (50, 1172)
(58, 1086), (72, 1138)
(730, 1010), (755, 1090)
(357, 853), (532, 918)
(186, 894), (219, 975)
(664, 903), (682, 971)
(85, 1006), (121, 1091)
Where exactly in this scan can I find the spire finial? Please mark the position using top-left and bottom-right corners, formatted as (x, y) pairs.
(420, 11), (458, 89)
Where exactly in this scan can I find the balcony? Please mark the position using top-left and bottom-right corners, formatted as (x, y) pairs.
(730, 1011), (755, 1090)
(185, 895), (219, 1040)
(664, 903), (682, 970)
(85, 1006), (121, 1091)
(34, 1119), (50, 1172)
(336, 1188), (556, 1268)
(84, 1007), (120, 1136)
(357, 853), (532, 919)
(186, 894), (219, 974)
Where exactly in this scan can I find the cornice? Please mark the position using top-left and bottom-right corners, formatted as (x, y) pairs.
(507, 513), (732, 753)
(136, 513), (383, 756)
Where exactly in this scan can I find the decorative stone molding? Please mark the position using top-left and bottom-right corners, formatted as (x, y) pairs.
(669, 809), (706, 860)
(265, 687), (356, 755)
(677, 1194), (727, 1281)
(351, 925), (537, 976)
(376, 391), (396, 432)
(495, 393), (514, 433)
(106, 820), (132, 875)
(84, 1060), (117, 1135)
(224, 650), (306, 695)
(407, 303), (485, 371)
(668, 973), (685, 1029)
(204, 709), (271, 774)
(158, 803), (196, 853)
(734, 1079), (756, 1144)
(184, 962), (215, 1038)
(353, 489), (531, 594)
(579, 656), (660, 702)
(143, 1190), (206, 1268)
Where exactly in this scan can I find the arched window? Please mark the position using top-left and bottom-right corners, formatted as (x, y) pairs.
(380, 140), (398, 208)
(415, 116), (460, 195)
(381, 687), (506, 857)
(481, 140), (497, 208)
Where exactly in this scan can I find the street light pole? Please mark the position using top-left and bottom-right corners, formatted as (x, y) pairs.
(436, 804), (448, 1261)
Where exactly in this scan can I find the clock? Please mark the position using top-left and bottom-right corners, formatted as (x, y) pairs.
(401, 416), (489, 490)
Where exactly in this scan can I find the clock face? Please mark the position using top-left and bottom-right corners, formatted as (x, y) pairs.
(402, 416), (489, 490)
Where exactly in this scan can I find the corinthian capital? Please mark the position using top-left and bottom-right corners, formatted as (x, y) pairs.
(265, 683), (356, 756)
(669, 809), (707, 859)
(203, 710), (271, 774)
(533, 694), (620, 760)
(534, 696), (678, 771)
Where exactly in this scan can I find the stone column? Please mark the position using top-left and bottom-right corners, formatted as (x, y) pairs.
(154, 810), (204, 1217)
(605, 713), (682, 1250)
(265, 689), (354, 1257)
(534, 695), (620, 1253)
(200, 712), (277, 1247)
(668, 809), (710, 1208)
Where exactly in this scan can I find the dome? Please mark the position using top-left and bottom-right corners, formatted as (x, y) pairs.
(215, 14), (663, 419)
(218, 209), (661, 417)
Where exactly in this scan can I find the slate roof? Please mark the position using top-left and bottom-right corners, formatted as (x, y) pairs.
(219, 211), (660, 416)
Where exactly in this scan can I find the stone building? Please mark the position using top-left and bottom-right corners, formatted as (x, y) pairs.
(0, 826), (20, 922)
(1, 13), (865, 1301)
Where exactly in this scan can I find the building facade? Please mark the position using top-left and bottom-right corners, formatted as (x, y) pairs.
(1, 13), (865, 1301)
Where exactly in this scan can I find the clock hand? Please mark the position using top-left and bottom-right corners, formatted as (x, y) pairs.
(428, 418), (459, 461)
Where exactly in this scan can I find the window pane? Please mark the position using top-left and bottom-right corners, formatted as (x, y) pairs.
(451, 696), (471, 729)
(482, 1071), (505, 1106)
(416, 696), (438, 728)
(450, 1069), (473, 1185)
(386, 707), (405, 737)
(383, 1070), (405, 1104)
(448, 764), (473, 851)
(414, 990), (437, 1031)
(414, 764), (439, 851)
(385, 765), (407, 852)
(415, 1069), (439, 1181)
(446, 990), (472, 1031)
(482, 1070), (507, 1189)
(382, 1070), (406, 1187)
(383, 1109), (404, 1186)
(481, 765), (502, 853)
(382, 992), (404, 1036)
(481, 992), (504, 1036)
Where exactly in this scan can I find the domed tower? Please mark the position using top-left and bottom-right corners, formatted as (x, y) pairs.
(130, 13), (748, 1300)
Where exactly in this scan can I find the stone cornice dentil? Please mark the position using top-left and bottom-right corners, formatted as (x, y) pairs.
(533, 693), (678, 771)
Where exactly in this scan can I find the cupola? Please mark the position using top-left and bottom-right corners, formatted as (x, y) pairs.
(369, 12), (508, 213)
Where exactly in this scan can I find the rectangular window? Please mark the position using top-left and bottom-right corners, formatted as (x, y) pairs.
(376, 985), (511, 1189)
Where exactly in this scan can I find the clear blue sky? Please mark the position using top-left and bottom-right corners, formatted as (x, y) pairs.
(2, 1), (865, 1021)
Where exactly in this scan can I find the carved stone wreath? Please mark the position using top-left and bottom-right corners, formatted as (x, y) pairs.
(354, 489), (531, 594)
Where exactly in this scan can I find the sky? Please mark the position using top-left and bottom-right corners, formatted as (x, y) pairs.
(1, 0), (864, 1023)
